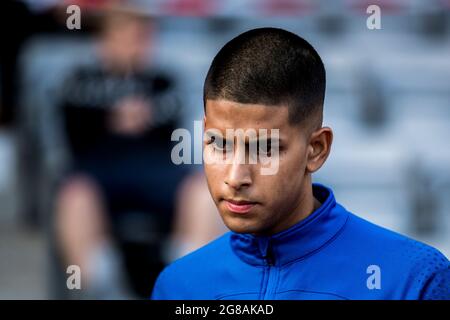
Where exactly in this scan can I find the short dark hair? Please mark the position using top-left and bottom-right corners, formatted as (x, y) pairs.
(203, 27), (326, 125)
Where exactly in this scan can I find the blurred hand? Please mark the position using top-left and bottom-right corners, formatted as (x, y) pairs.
(108, 96), (153, 136)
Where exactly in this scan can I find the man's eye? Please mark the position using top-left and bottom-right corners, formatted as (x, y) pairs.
(206, 136), (220, 146)
(258, 141), (272, 155)
(213, 142), (226, 151)
(258, 140), (280, 156)
(208, 137), (230, 152)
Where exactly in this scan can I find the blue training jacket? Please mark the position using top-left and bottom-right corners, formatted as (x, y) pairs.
(151, 184), (450, 300)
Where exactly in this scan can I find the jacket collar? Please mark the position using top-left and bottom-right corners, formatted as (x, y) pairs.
(230, 183), (348, 267)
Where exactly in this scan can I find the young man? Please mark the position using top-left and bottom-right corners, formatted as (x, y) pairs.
(151, 28), (450, 300)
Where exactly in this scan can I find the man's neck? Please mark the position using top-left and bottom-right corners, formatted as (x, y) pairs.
(258, 182), (321, 236)
(313, 196), (322, 211)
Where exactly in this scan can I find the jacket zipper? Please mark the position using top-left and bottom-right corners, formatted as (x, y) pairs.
(261, 241), (276, 300)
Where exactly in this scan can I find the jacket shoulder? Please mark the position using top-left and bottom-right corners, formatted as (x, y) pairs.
(151, 232), (232, 299)
(342, 211), (449, 298)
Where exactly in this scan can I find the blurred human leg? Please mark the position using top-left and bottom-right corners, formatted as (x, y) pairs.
(55, 174), (131, 298)
(167, 171), (227, 262)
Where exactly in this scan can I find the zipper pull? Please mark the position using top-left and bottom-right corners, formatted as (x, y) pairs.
(258, 237), (275, 266)
(264, 242), (275, 266)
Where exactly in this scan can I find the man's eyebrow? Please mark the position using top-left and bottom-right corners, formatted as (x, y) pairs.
(204, 131), (232, 144)
(204, 130), (223, 139)
(205, 131), (283, 144)
(246, 137), (281, 144)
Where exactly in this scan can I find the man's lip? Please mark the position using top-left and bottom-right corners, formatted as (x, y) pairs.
(224, 199), (257, 205)
(223, 199), (257, 214)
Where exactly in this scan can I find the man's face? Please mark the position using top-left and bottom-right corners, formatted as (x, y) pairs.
(204, 99), (313, 235)
(103, 18), (152, 70)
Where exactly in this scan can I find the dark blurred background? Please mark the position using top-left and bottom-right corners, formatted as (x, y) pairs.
(0, 0), (449, 299)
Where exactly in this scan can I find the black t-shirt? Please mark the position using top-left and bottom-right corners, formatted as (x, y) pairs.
(59, 64), (180, 160)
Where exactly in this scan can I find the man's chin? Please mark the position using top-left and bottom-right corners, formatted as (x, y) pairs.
(222, 216), (262, 234)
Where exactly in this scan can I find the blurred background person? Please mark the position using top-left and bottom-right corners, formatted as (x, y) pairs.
(54, 6), (183, 299)
(54, 5), (223, 298)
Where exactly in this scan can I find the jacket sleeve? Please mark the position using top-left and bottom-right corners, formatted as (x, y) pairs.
(420, 261), (450, 300)
(150, 267), (173, 300)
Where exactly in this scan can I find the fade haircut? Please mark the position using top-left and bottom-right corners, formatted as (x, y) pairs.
(203, 27), (326, 125)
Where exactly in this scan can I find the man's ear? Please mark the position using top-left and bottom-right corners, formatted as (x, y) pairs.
(306, 127), (333, 173)
(203, 115), (206, 129)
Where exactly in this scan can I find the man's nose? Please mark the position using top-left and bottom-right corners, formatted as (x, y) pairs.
(224, 161), (252, 190)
